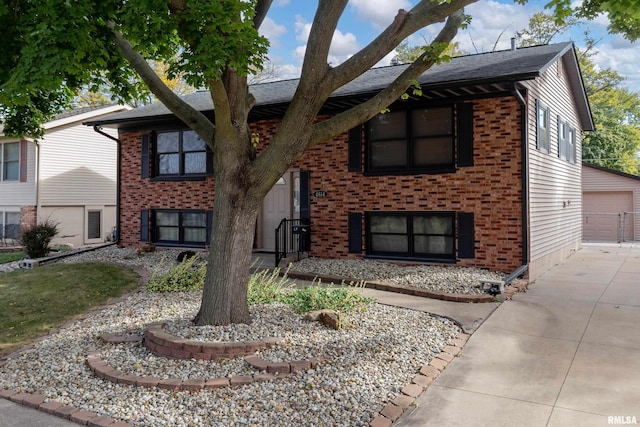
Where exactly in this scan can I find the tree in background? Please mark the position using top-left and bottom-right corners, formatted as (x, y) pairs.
(516, 12), (640, 175)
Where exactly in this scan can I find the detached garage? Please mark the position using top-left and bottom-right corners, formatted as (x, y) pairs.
(582, 164), (640, 242)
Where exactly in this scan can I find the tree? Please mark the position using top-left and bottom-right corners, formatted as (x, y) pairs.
(514, 13), (640, 175)
(394, 39), (464, 64)
(0, 0), (475, 326)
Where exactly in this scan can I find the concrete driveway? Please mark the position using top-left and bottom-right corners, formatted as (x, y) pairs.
(397, 243), (640, 427)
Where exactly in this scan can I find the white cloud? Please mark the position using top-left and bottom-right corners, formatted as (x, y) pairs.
(295, 15), (312, 43)
(292, 15), (360, 67)
(592, 40), (640, 93)
(349, 0), (412, 30)
(274, 0), (290, 6)
(260, 17), (287, 49)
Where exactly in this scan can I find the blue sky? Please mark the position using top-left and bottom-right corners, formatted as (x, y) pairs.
(259, 0), (639, 93)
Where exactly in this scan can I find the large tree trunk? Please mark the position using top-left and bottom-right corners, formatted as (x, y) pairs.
(193, 179), (260, 326)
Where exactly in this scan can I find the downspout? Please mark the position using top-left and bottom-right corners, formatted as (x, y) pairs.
(93, 126), (121, 244)
(509, 81), (530, 282)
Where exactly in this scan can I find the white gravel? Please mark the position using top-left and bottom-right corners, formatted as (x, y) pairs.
(0, 246), (465, 426)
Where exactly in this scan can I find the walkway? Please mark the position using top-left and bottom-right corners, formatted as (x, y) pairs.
(396, 243), (640, 426)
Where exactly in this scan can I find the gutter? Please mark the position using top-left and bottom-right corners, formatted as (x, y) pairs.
(510, 81), (530, 278)
(92, 125), (121, 244)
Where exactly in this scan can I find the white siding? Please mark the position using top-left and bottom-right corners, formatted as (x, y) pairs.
(524, 56), (584, 278)
(39, 122), (117, 206)
(0, 138), (37, 205)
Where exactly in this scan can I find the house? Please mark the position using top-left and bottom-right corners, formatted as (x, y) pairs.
(85, 42), (593, 281)
(582, 163), (640, 242)
(0, 105), (129, 247)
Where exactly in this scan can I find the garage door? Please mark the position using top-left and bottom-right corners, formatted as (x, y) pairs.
(583, 191), (633, 241)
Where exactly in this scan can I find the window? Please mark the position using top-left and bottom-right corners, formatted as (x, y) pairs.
(557, 117), (577, 163)
(536, 100), (550, 153)
(1, 211), (20, 241)
(367, 106), (454, 173)
(153, 210), (209, 246)
(1, 142), (19, 181)
(155, 130), (207, 177)
(87, 210), (102, 240)
(366, 212), (455, 259)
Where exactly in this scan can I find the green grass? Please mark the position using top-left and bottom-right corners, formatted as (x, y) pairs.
(0, 252), (24, 264)
(0, 262), (140, 357)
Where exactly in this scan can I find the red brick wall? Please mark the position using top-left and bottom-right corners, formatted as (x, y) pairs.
(118, 96), (524, 273)
(118, 130), (215, 247)
(20, 205), (37, 230)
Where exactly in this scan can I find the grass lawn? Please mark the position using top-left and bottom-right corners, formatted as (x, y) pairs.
(0, 252), (24, 264)
(0, 262), (140, 358)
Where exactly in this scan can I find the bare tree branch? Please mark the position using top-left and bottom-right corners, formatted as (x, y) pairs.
(107, 22), (214, 143)
(309, 10), (467, 146)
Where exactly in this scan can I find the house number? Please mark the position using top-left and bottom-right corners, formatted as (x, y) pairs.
(313, 190), (328, 198)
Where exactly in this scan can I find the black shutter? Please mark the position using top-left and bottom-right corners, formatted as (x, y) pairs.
(348, 212), (363, 253)
(141, 134), (150, 178)
(140, 210), (150, 242)
(206, 146), (214, 176)
(299, 171), (311, 221)
(456, 103), (474, 167)
(206, 210), (214, 244)
(347, 126), (362, 172)
(457, 212), (475, 259)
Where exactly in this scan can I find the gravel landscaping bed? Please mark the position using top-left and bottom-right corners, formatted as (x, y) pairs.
(0, 246), (463, 426)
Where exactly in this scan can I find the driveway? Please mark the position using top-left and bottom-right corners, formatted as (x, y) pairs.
(396, 243), (640, 426)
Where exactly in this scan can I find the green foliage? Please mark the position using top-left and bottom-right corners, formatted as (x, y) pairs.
(247, 268), (292, 305)
(146, 255), (206, 293)
(19, 221), (59, 259)
(279, 281), (373, 314)
(0, 252), (24, 264)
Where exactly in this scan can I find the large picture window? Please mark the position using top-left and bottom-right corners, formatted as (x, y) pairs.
(1, 142), (19, 181)
(366, 211), (455, 259)
(155, 130), (207, 177)
(367, 106), (454, 173)
(153, 210), (209, 246)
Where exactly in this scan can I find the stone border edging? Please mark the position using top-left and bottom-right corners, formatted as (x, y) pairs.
(142, 322), (282, 360)
(285, 271), (496, 303)
(0, 388), (133, 427)
(368, 332), (471, 427)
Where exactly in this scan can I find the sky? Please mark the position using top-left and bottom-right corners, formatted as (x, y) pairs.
(259, 0), (640, 93)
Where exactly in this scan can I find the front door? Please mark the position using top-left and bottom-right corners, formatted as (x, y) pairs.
(260, 173), (292, 251)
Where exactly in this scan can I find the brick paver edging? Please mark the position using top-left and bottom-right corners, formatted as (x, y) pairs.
(143, 322), (282, 360)
(85, 351), (325, 391)
(285, 271), (495, 303)
(368, 332), (471, 427)
(0, 388), (134, 427)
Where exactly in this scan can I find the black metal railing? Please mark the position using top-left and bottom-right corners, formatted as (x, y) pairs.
(275, 218), (310, 267)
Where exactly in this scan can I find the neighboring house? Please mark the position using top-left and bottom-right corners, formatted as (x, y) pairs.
(0, 105), (130, 247)
(582, 163), (640, 242)
(86, 42), (593, 281)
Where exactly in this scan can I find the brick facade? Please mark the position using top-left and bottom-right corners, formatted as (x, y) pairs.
(118, 96), (524, 274)
(19, 205), (37, 230)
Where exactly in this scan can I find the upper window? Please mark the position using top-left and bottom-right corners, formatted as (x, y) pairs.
(536, 100), (550, 153)
(1, 142), (20, 181)
(366, 106), (454, 173)
(557, 117), (577, 163)
(366, 211), (455, 260)
(155, 130), (207, 177)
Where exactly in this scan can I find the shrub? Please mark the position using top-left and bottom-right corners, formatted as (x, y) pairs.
(247, 267), (292, 305)
(146, 255), (207, 293)
(19, 220), (59, 259)
(280, 280), (373, 314)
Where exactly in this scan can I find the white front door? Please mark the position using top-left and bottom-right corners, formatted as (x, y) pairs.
(260, 173), (291, 251)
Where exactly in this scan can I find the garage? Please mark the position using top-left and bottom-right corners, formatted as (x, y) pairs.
(582, 164), (640, 242)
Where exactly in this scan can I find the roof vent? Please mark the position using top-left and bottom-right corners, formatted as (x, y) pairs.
(511, 37), (516, 50)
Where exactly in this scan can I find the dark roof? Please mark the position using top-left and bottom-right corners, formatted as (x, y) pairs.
(87, 42), (592, 129)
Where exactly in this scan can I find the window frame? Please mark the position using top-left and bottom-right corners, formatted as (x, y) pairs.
(365, 211), (456, 261)
(557, 116), (577, 164)
(152, 209), (210, 247)
(1, 211), (20, 241)
(1, 141), (20, 182)
(536, 100), (551, 153)
(86, 209), (102, 240)
(153, 129), (208, 179)
(365, 105), (455, 174)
